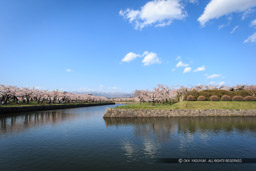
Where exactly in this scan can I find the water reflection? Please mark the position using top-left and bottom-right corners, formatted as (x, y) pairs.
(121, 139), (160, 162)
(104, 117), (256, 142)
(0, 106), (255, 170)
(143, 139), (160, 158)
(0, 110), (77, 137)
(121, 141), (137, 161)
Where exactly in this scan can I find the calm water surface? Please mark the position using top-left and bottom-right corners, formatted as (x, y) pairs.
(0, 105), (256, 171)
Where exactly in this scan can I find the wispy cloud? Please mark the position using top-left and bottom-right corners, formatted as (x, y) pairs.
(250, 19), (256, 27)
(207, 74), (221, 79)
(78, 85), (122, 93)
(119, 0), (187, 30)
(66, 69), (72, 72)
(242, 8), (255, 20)
(194, 66), (206, 72)
(188, 0), (198, 4)
(218, 16), (232, 30)
(209, 81), (225, 86)
(230, 26), (239, 34)
(183, 67), (192, 73)
(110, 86), (122, 90)
(218, 81), (225, 86)
(244, 32), (256, 43)
(176, 61), (189, 68)
(176, 56), (181, 61)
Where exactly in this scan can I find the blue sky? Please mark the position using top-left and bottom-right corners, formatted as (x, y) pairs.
(1, 0), (256, 93)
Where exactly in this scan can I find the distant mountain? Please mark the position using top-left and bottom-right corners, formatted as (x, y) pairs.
(73, 91), (133, 98)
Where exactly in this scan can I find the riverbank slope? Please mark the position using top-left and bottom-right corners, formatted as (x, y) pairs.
(0, 103), (115, 114)
(104, 102), (256, 117)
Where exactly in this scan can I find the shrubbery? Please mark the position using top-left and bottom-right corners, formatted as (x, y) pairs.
(232, 96), (244, 101)
(185, 89), (252, 100)
(186, 90), (200, 100)
(184, 89), (256, 102)
(244, 96), (256, 101)
(197, 96), (206, 101)
(185, 94), (256, 101)
(187, 95), (195, 101)
(210, 95), (219, 101)
(221, 95), (231, 101)
(200, 90), (231, 99)
(233, 90), (252, 97)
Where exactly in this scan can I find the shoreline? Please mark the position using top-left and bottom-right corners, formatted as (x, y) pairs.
(0, 103), (115, 114)
(103, 108), (256, 118)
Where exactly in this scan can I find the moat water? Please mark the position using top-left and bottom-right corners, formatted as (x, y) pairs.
(0, 104), (256, 171)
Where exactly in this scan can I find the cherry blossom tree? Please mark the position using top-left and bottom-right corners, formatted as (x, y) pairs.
(134, 85), (177, 104)
(0, 85), (19, 104)
(21, 88), (34, 104)
(176, 86), (189, 102)
(0, 84), (113, 105)
(246, 85), (256, 97)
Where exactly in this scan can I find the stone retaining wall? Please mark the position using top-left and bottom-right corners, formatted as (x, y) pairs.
(0, 103), (115, 114)
(103, 108), (256, 117)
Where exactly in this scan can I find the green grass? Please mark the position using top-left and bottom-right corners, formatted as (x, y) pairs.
(115, 101), (256, 110)
(116, 102), (173, 110)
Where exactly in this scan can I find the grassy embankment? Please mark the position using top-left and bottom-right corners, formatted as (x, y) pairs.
(115, 101), (256, 110)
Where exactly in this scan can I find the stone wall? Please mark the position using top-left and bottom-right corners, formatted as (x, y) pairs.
(103, 108), (256, 118)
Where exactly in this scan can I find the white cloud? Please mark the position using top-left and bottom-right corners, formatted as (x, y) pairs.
(119, 9), (140, 23)
(218, 24), (225, 30)
(198, 0), (256, 26)
(110, 86), (121, 90)
(250, 19), (256, 27)
(171, 68), (176, 72)
(119, 0), (186, 30)
(122, 52), (140, 62)
(98, 84), (104, 91)
(218, 16), (232, 30)
(244, 32), (256, 43)
(218, 81), (225, 86)
(183, 67), (192, 73)
(209, 81), (215, 85)
(79, 85), (123, 92)
(176, 61), (189, 67)
(122, 51), (161, 65)
(176, 56), (181, 60)
(78, 87), (96, 92)
(194, 66), (206, 72)
(142, 51), (149, 56)
(66, 69), (72, 72)
(207, 74), (221, 79)
(142, 52), (161, 65)
(188, 0), (198, 4)
(230, 25), (239, 34)
(242, 8), (254, 20)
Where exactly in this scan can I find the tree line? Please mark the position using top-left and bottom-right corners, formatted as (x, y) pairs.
(133, 84), (256, 103)
(0, 85), (111, 105)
